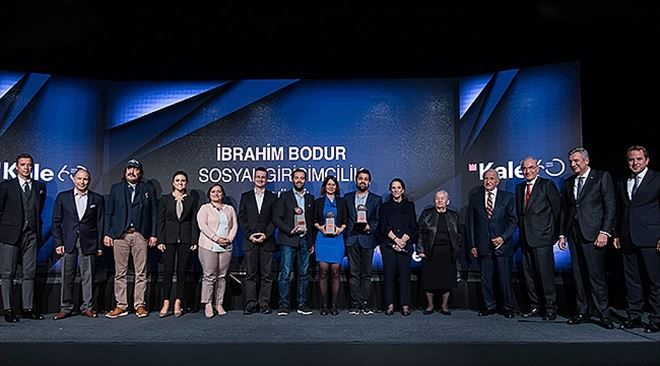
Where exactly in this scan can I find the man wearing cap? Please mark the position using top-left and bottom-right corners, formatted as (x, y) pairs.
(103, 159), (158, 318)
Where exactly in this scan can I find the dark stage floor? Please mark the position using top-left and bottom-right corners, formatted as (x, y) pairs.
(1, 309), (658, 366)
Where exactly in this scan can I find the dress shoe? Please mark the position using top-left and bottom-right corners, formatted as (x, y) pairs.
(503, 310), (515, 319)
(401, 307), (411, 317)
(53, 311), (71, 320)
(330, 305), (339, 316)
(135, 305), (149, 318)
(216, 306), (226, 316)
(477, 309), (497, 317)
(567, 314), (589, 325)
(439, 309), (452, 316)
(521, 308), (542, 318)
(543, 312), (557, 321)
(422, 308), (434, 315)
(621, 317), (643, 329)
(81, 309), (97, 318)
(105, 306), (128, 319)
(243, 304), (257, 315)
(21, 309), (44, 320)
(260, 307), (273, 315)
(204, 303), (214, 318)
(644, 322), (659, 333)
(320, 306), (329, 316)
(4, 309), (19, 323)
(173, 299), (182, 318)
(384, 305), (394, 316)
(600, 318), (615, 329)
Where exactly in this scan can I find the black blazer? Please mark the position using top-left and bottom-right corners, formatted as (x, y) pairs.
(378, 199), (418, 253)
(615, 169), (660, 247)
(417, 207), (463, 261)
(104, 180), (159, 239)
(559, 169), (616, 242)
(0, 178), (46, 245)
(313, 196), (348, 230)
(157, 193), (200, 245)
(52, 189), (105, 255)
(273, 189), (315, 247)
(466, 187), (517, 257)
(238, 189), (277, 251)
(344, 191), (382, 249)
(515, 177), (561, 248)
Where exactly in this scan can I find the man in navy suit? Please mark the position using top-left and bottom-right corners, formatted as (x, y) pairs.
(467, 168), (518, 318)
(103, 159), (158, 319)
(344, 169), (381, 315)
(52, 168), (105, 320)
(558, 147), (616, 329)
(239, 167), (277, 314)
(516, 157), (561, 320)
(613, 145), (660, 333)
(0, 153), (46, 322)
(273, 168), (315, 316)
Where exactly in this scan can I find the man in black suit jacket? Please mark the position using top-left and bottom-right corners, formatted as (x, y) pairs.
(344, 169), (381, 315)
(52, 168), (104, 320)
(239, 167), (277, 314)
(103, 159), (158, 319)
(273, 168), (315, 316)
(613, 145), (660, 333)
(558, 147), (616, 329)
(467, 169), (518, 318)
(0, 153), (46, 322)
(516, 157), (561, 320)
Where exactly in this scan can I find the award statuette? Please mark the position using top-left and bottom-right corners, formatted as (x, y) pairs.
(294, 207), (306, 232)
(325, 211), (336, 235)
(354, 204), (368, 232)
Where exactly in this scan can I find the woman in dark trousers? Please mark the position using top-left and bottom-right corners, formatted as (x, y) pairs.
(157, 171), (199, 317)
(379, 178), (418, 316)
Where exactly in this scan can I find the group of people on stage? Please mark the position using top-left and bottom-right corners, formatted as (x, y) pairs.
(0, 145), (657, 334)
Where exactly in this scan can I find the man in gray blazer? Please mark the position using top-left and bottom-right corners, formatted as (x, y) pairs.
(516, 157), (561, 320)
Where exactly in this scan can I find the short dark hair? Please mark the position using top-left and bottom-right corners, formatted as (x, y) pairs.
(356, 168), (371, 182)
(255, 167), (268, 175)
(207, 183), (225, 201)
(172, 170), (189, 182)
(320, 175), (341, 196)
(626, 145), (648, 159)
(291, 168), (307, 180)
(16, 153), (33, 165)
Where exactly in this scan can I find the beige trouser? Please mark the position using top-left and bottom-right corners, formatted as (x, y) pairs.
(198, 247), (232, 306)
(113, 231), (148, 309)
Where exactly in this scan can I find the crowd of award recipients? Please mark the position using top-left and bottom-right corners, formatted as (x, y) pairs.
(0, 145), (658, 333)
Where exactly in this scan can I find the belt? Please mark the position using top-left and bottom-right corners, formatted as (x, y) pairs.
(125, 228), (137, 234)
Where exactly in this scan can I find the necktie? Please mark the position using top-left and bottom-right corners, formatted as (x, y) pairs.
(525, 183), (532, 209)
(631, 175), (640, 198)
(22, 182), (30, 198)
(486, 191), (494, 219)
(576, 176), (585, 198)
(129, 185), (135, 203)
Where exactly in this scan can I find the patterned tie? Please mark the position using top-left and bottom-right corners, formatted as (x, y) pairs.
(576, 176), (585, 198)
(631, 175), (640, 198)
(525, 183), (532, 209)
(486, 191), (494, 219)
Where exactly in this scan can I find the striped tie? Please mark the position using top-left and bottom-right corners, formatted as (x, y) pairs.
(486, 191), (494, 219)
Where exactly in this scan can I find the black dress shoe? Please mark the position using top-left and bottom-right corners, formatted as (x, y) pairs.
(320, 306), (329, 316)
(521, 308), (542, 318)
(477, 309), (497, 317)
(422, 308), (434, 315)
(644, 322), (659, 333)
(330, 305), (339, 316)
(439, 309), (452, 316)
(622, 317), (643, 329)
(401, 308), (411, 317)
(21, 309), (44, 320)
(543, 312), (557, 321)
(503, 310), (515, 319)
(4, 309), (19, 323)
(243, 305), (257, 315)
(260, 307), (272, 314)
(384, 307), (394, 316)
(600, 318), (615, 329)
(567, 314), (589, 325)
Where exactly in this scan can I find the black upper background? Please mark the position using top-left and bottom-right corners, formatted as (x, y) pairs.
(1, 0), (658, 178)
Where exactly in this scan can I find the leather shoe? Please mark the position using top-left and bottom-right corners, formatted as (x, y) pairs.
(53, 311), (71, 320)
(384, 306), (394, 316)
(600, 318), (615, 329)
(422, 308), (434, 315)
(22, 309), (44, 320)
(320, 306), (329, 316)
(644, 322), (659, 333)
(477, 309), (497, 317)
(330, 305), (339, 316)
(401, 306), (411, 317)
(503, 310), (515, 319)
(260, 307), (273, 315)
(543, 312), (557, 321)
(567, 314), (589, 325)
(521, 308), (542, 318)
(81, 309), (97, 318)
(4, 309), (19, 323)
(439, 309), (452, 316)
(243, 304), (257, 315)
(622, 317), (643, 329)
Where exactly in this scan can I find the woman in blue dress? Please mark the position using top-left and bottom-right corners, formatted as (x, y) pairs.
(313, 175), (348, 315)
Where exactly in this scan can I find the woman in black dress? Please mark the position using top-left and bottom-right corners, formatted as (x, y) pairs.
(379, 178), (418, 316)
(417, 190), (463, 315)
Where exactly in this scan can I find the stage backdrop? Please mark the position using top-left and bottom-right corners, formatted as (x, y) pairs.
(0, 62), (581, 273)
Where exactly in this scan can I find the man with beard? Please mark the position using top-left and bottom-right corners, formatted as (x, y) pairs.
(273, 169), (315, 316)
(104, 159), (158, 319)
(344, 169), (381, 315)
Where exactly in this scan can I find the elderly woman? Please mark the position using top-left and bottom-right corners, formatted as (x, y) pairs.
(196, 183), (237, 318)
(157, 171), (199, 318)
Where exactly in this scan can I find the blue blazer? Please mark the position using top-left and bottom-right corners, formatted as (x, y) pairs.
(344, 191), (382, 249)
(467, 187), (518, 257)
(52, 189), (105, 255)
(104, 180), (158, 239)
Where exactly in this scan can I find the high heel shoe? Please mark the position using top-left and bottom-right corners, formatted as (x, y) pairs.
(422, 307), (434, 315)
(174, 299), (183, 318)
(401, 306), (411, 317)
(385, 305), (394, 316)
(330, 304), (339, 316)
(320, 306), (329, 316)
(216, 305), (227, 316)
(159, 300), (170, 318)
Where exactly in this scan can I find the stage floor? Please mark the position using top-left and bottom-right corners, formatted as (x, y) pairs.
(1, 309), (658, 366)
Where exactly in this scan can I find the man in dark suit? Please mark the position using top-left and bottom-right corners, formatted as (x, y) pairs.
(613, 145), (660, 333)
(344, 169), (381, 315)
(0, 153), (46, 322)
(467, 168), (517, 318)
(516, 157), (561, 320)
(103, 159), (158, 319)
(558, 147), (616, 329)
(52, 168), (104, 320)
(239, 167), (277, 314)
(273, 168), (315, 316)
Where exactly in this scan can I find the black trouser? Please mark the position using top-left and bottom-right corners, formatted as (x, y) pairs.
(521, 243), (557, 313)
(623, 245), (660, 324)
(161, 243), (192, 302)
(568, 222), (609, 319)
(478, 255), (515, 311)
(244, 246), (273, 309)
(381, 246), (411, 307)
(347, 244), (374, 307)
